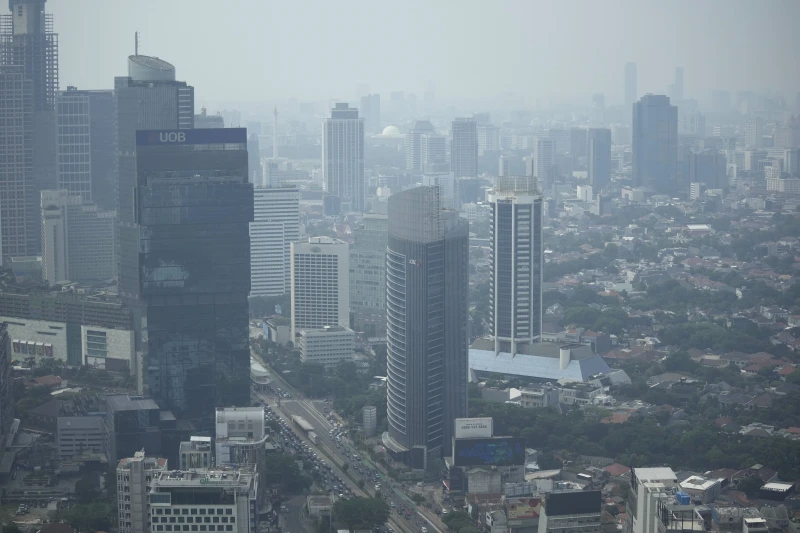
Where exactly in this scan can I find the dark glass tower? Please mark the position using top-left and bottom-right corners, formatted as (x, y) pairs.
(632, 94), (678, 193)
(383, 186), (468, 468)
(587, 128), (612, 191)
(121, 128), (253, 432)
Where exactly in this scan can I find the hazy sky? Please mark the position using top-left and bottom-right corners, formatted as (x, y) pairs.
(51, 0), (799, 107)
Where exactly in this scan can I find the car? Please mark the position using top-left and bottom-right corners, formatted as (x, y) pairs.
(441, 509), (448, 515)
(421, 528), (428, 533)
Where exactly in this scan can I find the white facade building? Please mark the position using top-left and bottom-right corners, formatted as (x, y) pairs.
(624, 467), (679, 533)
(41, 189), (116, 284)
(421, 133), (447, 173)
(290, 237), (350, 340)
(250, 186), (300, 297)
(532, 137), (555, 181)
(322, 103), (365, 212)
(215, 407), (267, 466)
(149, 466), (259, 533)
(297, 326), (355, 369)
(117, 451), (169, 533)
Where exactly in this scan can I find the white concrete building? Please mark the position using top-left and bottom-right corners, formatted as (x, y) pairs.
(532, 137), (555, 183)
(624, 467), (679, 533)
(117, 450), (169, 533)
(250, 186), (300, 297)
(322, 103), (365, 212)
(297, 326), (355, 369)
(767, 176), (800, 194)
(215, 407), (267, 467)
(179, 436), (212, 470)
(363, 405), (377, 437)
(421, 133), (447, 173)
(41, 189), (116, 284)
(291, 237), (350, 340)
(57, 415), (104, 459)
(149, 466), (259, 533)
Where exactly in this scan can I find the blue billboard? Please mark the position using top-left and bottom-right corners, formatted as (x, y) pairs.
(136, 128), (247, 146)
(453, 437), (525, 467)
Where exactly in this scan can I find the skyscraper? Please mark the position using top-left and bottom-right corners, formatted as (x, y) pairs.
(745, 117), (764, 148)
(451, 117), (478, 178)
(250, 186), (300, 297)
(247, 133), (262, 186)
(322, 103), (365, 212)
(632, 94), (678, 193)
(290, 236), (349, 340)
(531, 137), (555, 186)
(114, 54), (194, 282)
(421, 133), (447, 173)
(0, 0), (58, 258)
(668, 66), (684, 102)
(587, 128), (612, 191)
(624, 62), (637, 112)
(121, 128), (253, 432)
(488, 178), (543, 356)
(689, 150), (727, 189)
(0, 323), (13, 460)
(41, 189), (116, 284)
(360, 93), (380, 134)
(56, 87), (114, 207)
(349, 214), (388, 338)
(383, 186), (468, 468)
(405, 120), (436, 173)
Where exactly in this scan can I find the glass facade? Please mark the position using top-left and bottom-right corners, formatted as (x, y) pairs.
(126, 129), (253, 432)
(385, 186), (468, 461)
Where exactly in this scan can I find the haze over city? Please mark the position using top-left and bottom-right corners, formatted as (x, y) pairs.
(52, 0), (800, 105)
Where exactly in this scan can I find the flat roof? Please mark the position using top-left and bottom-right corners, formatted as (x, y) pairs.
(469, 346), (611, 382)
(634, 467), (677, 482)
(106, 394), (159, 412)
(761, 482), (794, 491)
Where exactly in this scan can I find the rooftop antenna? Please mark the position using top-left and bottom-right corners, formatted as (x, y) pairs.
(135, 31), (139, 56)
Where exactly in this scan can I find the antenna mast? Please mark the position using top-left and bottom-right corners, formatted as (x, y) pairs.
(135, 31), (139, 56)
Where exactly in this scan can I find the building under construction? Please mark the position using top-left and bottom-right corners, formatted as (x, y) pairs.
(0, 0), (59, 258)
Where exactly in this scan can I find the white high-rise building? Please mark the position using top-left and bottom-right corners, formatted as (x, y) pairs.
(488, 178), (544, 356)
(421, 133), (447, 173)
(405, 120), (435, 173)
(41, 189), (117, 284)
(451, 117), (478, 178)
(531, 137), (555, 184)
(322, 103), (365, 212)
(290, 237), (350, 340)
(117, 451), (169, 533)
(297, 326), (355, 369)
(250, 186), (300, 297)
(745, 117), (764, 148)
(624, 467), (679, 533)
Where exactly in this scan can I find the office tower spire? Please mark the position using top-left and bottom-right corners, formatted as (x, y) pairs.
(322, 103), (365, 212)
(0, 0), (58, 258)
(488, 177), (543, 356)
(383, 186), (469, 468)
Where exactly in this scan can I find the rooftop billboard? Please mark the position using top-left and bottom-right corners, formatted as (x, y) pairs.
(454, 417), (493, 439)
(452, 437), (525, 467)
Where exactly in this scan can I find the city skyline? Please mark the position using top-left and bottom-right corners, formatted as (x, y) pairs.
(49, 0), (799, 106)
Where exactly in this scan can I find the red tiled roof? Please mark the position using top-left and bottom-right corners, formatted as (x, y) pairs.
(603, 463), (631, 477)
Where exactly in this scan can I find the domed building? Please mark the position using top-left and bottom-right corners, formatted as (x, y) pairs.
(369, 124), (405, 148)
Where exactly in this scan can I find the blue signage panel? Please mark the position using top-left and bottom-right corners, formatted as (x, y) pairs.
(136, 128), (247, 146)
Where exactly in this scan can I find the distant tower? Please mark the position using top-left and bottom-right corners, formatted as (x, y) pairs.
(272, 106), (278, 159)
(322, 103), (365, 212)
(632, 94), (678, 193)
(625, 62), (637, 120)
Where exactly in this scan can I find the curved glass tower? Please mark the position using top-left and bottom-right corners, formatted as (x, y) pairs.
(383, 186), (468, 468)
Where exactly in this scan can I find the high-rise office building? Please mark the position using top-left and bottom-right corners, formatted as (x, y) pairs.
(250, 186), (300, 297)
(570, 128), (588, 159)
(360, 93), (380, 134)
(548, 128), (571, 156)
(669, 66), (684, 102)
(405, 119), (436, 173)
(488, 178), (543, 356)
(194, 108), (224, 129)
(587, 128), (612, 191)
(451, 117), (478, 178)
(248, 133), (262, 186)
(0, 323), (13, 457)
(624, 62), (637, 112)
(531, 137), (555, 186)
(322, 103), (365, 212)
(349, 214), (388, 338)
(116, 450), (169, 533)
(290, 236), (349, 340)
(422, 172), (458, 210)
(689, 150), (727, 189)
(41, 189), (116, 284)
(421, 133), (447, 173)
(121, 128), (253, 432)
(744, 117), (763, 148)
(477, 123), (500, 155)
(55, 87), (114, 207)
(632, 95), (678, 193)
(0, 0), (59, 258)
(383, 186), (468, 468)
(114, 54), (194, 261)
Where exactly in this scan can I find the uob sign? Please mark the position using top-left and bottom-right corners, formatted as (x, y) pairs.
(160, 132), (186, 143)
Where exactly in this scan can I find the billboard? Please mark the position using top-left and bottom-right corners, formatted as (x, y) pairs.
(136, 128), (247, 146)
(454, 417), (493, 439)
(507, 497), (542, 520)
(452, 437), (525, 467)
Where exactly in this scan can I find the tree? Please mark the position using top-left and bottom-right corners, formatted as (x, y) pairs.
(262, 453), (312, 493)
(737, 476), (764, 498)
(410, 493), (425, 504)
(3, 523), (22, 533)
(75, 473), (98, 504)
(333, 498), (390, 530)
